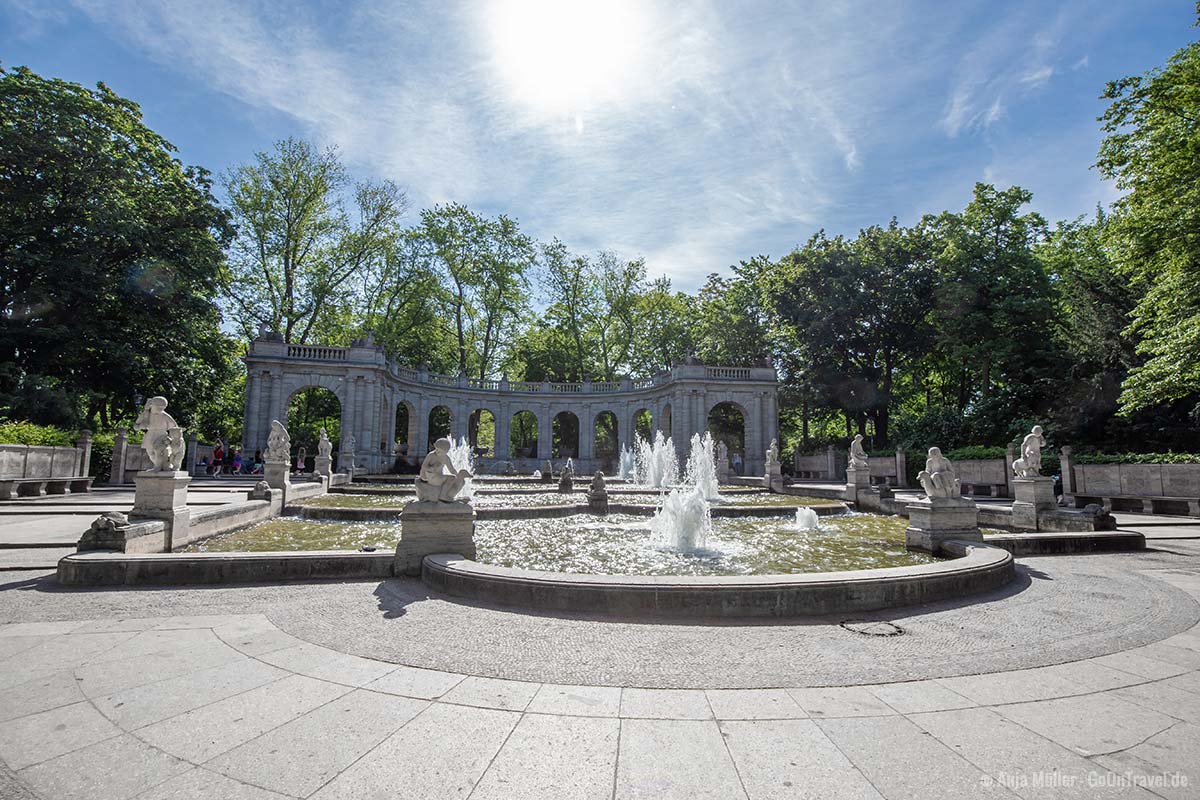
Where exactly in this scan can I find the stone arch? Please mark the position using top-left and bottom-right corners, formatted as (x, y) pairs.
(468, 407), (496, 457)
(633, 408), (653, 443)
(707, 400), (747, 474)
(428, 405), (453, 451)
(552, 411), (580, 459)
(394, 399), (416, 455)
(594, 410), (618, 468)
(510, 410), (539, 459)
(285, 385), (342, 468)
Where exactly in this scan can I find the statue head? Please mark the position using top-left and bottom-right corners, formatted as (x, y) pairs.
(927, 446), (942, 458)
(433, 437), (452, 453)
(146, 396), (168, 412)
(854, 434), (863, 443)
(319, 427), (328, 439)
(1031, 425), (1043, 435)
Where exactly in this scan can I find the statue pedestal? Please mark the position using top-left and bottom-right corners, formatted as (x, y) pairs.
(764, 462), (783, 493)
(716, 462), (731, 483)
(314, 455), (332, 479)
(264, 461), (291, 505)
(131, 470), (191, 551)
(558, 476), (574, 493)
(1011, 476), (1056, 530)
(587, 490), (609, 514)
(845, 466), (870, 503)
(394, 501), (476, 577)
(905, 496), (981, 554)
(541, 461), (554, 483)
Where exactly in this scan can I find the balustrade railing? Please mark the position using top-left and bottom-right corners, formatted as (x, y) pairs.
(287, 345), (347, 361)
(706, 366), (751, 380)
(274, 344), (768, 393)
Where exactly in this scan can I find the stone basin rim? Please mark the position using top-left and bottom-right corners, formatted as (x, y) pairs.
(422, 539), (1012, 587)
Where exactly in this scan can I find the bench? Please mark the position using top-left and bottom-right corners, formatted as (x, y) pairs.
(1068, 493), (1200, 517)
(0, 476), (94, 500)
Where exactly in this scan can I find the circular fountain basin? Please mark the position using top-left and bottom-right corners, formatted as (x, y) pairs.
(423, 539), (1014, 618)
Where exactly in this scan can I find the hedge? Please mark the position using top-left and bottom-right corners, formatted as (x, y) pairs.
(1072, 452), (1200, 465)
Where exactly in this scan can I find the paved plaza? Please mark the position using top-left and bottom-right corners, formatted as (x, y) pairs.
(1, 515), (1199, 799)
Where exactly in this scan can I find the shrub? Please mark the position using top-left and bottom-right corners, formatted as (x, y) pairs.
(0, 420), (75, 447)
(946, 445), (1007, 461)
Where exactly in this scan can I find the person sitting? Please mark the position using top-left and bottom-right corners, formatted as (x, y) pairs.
(232, 451), (244, 474)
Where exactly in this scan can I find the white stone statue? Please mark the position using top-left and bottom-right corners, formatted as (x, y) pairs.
(918, 447), (961, 499)
(415, 437), (473, 502)
(134, 396), (185, 472)
(766, 439), (780, 466)
(849, 434), (869, 469)
(1012, 425), (1046, 478)
(317, 428), (332, 458)
(590, 471), (606, 493)
(346, 434), (356, 453)
(716, 440), (729, 466)
(265, 420), (291, 464)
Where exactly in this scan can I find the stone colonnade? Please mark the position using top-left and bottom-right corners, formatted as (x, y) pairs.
(242, 334), (779, 475)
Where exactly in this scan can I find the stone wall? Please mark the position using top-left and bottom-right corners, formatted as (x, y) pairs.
(0, 443), (89, 479)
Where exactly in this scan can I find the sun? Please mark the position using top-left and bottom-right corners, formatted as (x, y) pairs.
(486, 0), (648, 119)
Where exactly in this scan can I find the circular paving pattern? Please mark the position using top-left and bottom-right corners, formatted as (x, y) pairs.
(3, 544), (1198, 689)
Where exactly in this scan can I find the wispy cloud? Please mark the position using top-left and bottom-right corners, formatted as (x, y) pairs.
(31, 0), (1133, 290)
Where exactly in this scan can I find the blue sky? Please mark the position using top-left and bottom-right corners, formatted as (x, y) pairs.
(2, 1), (1197, 291)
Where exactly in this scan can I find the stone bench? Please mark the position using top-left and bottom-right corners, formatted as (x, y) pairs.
(0, 476), (94, 500)
(1068, 492), (1200, 517)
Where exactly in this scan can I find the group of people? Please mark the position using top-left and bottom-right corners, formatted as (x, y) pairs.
(200, 443), (264, 476)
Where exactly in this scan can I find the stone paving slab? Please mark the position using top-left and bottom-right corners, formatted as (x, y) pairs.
(0, 613), (1194, 797)
(0, 543), (1198, 796)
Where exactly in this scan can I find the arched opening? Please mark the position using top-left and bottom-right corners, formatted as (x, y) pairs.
(660, 403), (673, 438)
(510, 410), (538, 458)
(552, 411), (579, 459)
(428, 405), (452, 452)
(286, 387), (341, 473)
(594, 410), (618, 470)
(469, 409), (495, 457)
(394, 401), (414, 455)
(633, 408), (653, 443)
(708, 401), (747, 475)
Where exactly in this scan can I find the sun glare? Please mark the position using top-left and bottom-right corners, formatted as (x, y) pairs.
(487, 0), (648, 118)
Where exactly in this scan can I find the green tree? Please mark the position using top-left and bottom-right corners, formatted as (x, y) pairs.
(923, 184), (1059, 437)
(1097, 16), (1200, 415)
(692, 258), (771, 366)
(0, 65), (234, 429)
(761, 221), (934, 445)
(1038, 211), (1140, 441)
(631, 277), (694, 375)
(412, 204), (534, 378)
(222, 137), (409, 344)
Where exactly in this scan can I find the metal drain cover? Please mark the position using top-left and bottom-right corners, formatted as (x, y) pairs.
(840, 620), (904, 637)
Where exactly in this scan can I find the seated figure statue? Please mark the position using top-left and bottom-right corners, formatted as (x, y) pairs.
(849, 434), (869, 469)
(415, 437), (473, 502)
(1012, 425), (1046, 478)
(135, 396), (185, 472)
(917, 446), (961, 499)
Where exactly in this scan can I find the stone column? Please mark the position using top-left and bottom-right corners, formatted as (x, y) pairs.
(579, 406), (594, 462)
(825, 445), (837, 480)
(895, 449), (908, 489)
(75, 430), (93, 479)
(1005, 444), (1017, 498)
(494, 406), (511, 460)
(340, 376), (358, 469)
(109, 429), (128, 485)
(537, 406), (551, 462)
(185, 432), (199, 476)
(1060, 447), (1076, 495)
(266, 371), (283, 446)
